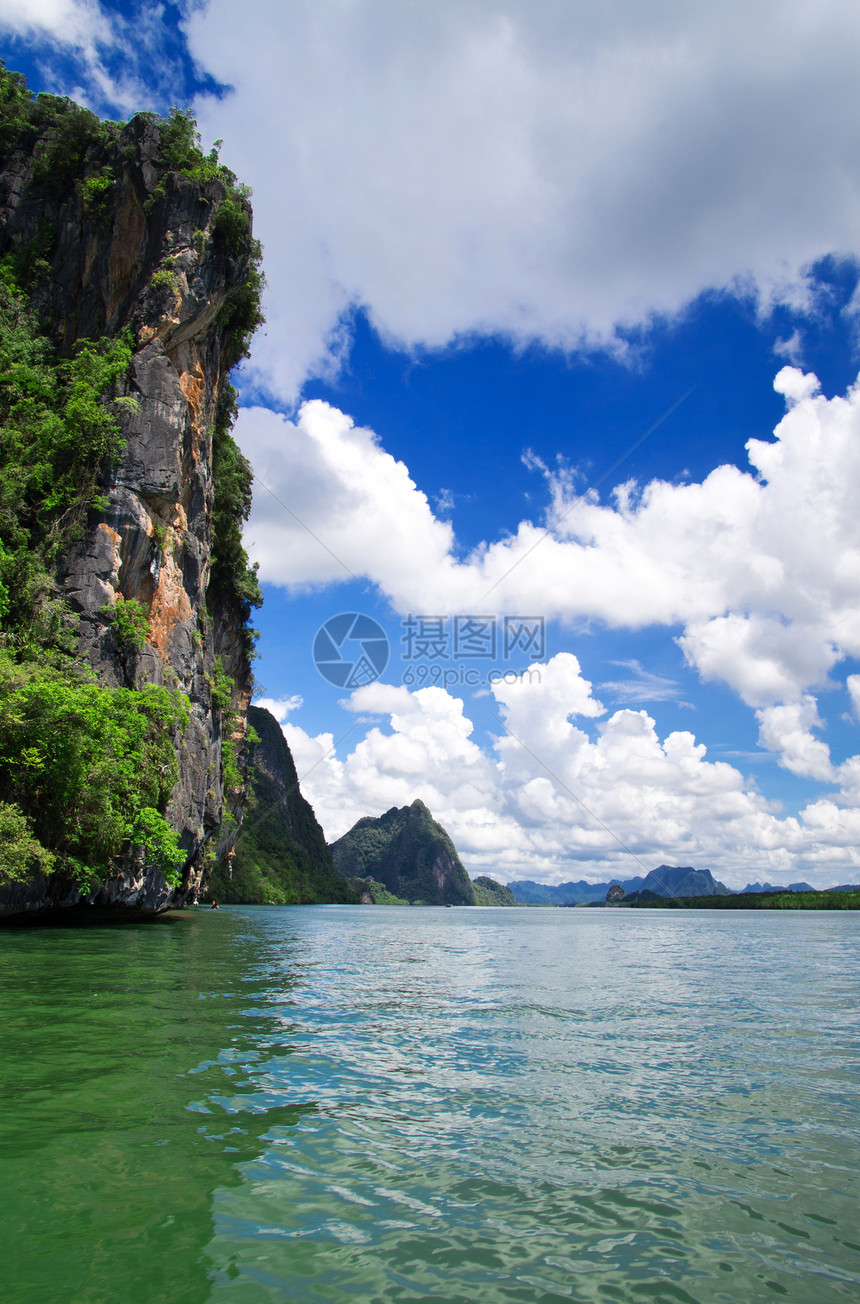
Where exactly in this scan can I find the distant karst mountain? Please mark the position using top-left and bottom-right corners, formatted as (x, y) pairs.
(509, 877), (644, 905)
(330, 800), (476, 905)
(208, 706), (358, 905)
(741, 881), (814, 894)
(634, 866), (732, 898)
(510, 866), (731, 904)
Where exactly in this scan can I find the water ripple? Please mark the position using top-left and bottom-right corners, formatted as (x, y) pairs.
(198, 908), (860, 1303)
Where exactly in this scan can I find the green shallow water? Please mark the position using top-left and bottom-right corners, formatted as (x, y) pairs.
(1, 907), (858, 1303)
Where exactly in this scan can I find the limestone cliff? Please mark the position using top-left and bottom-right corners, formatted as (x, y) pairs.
(208, 706), (359, 905)
(330, 800), (475, 905)
(0, 77), (263, 914)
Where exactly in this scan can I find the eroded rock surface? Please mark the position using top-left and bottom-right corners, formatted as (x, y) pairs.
(0, 111), (259, 913)
(207, 706), (359, 905)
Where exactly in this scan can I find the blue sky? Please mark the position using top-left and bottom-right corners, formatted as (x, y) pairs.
(5, 1), (860, 887)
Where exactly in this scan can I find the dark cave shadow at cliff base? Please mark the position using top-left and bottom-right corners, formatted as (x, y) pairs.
(0, 905), (206, 929)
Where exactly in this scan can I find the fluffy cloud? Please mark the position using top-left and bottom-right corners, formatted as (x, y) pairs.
(178, 0), (860, 398)
(0, 0), (196, 115)
(848, 675), (860, 722)
(756, 697), (834, 783)
(242, 370), (860, 778)
(282, 657), (860, 888)
(254, 694), (303, 723)
(239, 400), (458, 594)
(0, 0), (108, 51)
(9, 3), (860, 393)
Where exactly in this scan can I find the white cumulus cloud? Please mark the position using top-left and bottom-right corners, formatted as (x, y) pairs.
(847, 674), (860, 721)
(9, 3), (860, 392)
(280, 658), (860, 888)
(176, 0), (860, 398)
(254, 694), (303, 723)
(0, 0), (108, 51)
(242, 370), (860, 779)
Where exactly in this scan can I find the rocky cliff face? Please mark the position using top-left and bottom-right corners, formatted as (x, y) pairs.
(208, 706), (358, 905)
(0, 90), (262, 913)
(330, 799), (475, 905)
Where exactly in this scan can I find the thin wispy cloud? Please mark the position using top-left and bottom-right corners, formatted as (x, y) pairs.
(598, 660), (692, 707)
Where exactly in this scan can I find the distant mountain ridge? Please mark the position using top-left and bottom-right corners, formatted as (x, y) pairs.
(741, 881), (814, 894)
(508, 869), (842, 902)
(638, 866), (732, 897)
(509, 878), (644, 905)
(510, 865), (730, 903)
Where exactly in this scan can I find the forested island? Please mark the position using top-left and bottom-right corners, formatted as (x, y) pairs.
(591, 887), (860, 910)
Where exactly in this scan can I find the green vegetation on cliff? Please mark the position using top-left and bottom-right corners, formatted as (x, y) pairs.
(0, 653), (187, 888)
(0, 281), (133, 640)
(472, 876), (518, 906)
(208, 706), (358, 905)
(0, 66), (114, 196)
(209, 381), (263, 652)
(0, 269), (186, 888)
(330, 800), (476, 905)
(0, 65), (264, 366)
(0, 64), (264, 902)
(353, 878), (411, 905)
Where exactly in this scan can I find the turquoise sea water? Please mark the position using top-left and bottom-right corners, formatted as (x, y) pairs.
(1, 905), (858, 1303)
